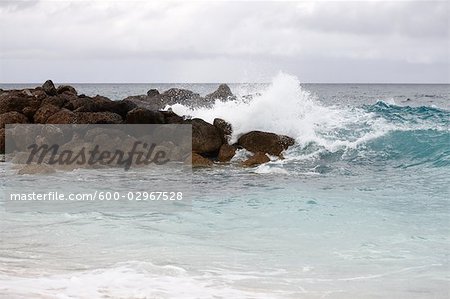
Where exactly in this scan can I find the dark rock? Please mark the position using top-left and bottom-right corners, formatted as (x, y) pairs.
(84, 127), (128, 142)
(213, 118), (232, 142)
(125, 88), (204, 110)
(64, 97), (95, 112)
(191, 118), (223, 154)
(0, 128), (5, 154)
(218, 144), (236, 162)
(0, 90), (41, 116)
(34, 104), (61, 123)
(6, 124), (40, 151)
(206, 84), (234, 101)
(125, 108), (165, 124)
(237, 131), (295, 156)
(161, 110), (184, 124)
(241, 152), (270, 167)
(147, 89), (160, 97)
(42, 80), (57, 96)
(39, 125), (65, 145)
(29, 88), (48, 101)
(123, 95), (167, 111)
(186, 152), (213, 167)
(41, 94), (71, 108)
(75, 112), (123, 124)
(0, 111), (29, 129)
(161, 88), (201, 103)
(46, 109), (77, 124)
(56, 85), (77, 96)
(106, 99), (137, 118)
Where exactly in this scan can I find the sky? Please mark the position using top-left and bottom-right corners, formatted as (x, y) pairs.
(0, 0), (448, 83)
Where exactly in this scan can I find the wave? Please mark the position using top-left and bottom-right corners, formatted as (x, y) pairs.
(169, 73), (449, 168)
(0, 261), (282, 299)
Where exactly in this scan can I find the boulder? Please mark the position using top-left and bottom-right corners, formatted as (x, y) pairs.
(237, 131), (295, 156)
(161, 110), (184, 124)
(0, 90), (41, 116)
(161, 88), (201, 103)
(206, 84), (234, 101)
(64, 97), (95, 112)
(56, 85), (77, 96)
(75, 112), (123, 124)
(39, 125), (65, 145)
(34, 104), (61, 123)
(213, 118), (232, 142)
(0, 128), (5, 154)
(218, 144), (236, 162)
(123, 95), (167, 111)
(42, 80), (57, 96)
(147, 89), (160, 97)
(106, 99), (137, 118)
(241, 152), (270, 167)
(191, 118), (223, 154)
(125, 108), (165, 124)
(186, 152), (213, 167)
(0, 111), (29, 129)
(41, 94), (71, 108)
(46, 109), (77, 124)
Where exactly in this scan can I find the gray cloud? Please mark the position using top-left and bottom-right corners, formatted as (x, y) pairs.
(0, 0), (448, 83)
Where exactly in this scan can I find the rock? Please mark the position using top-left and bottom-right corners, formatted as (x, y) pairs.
(64, 97), (95, 112)
(75, 112), (123, 124)
(161, 88), (201, 103)
(29, 88), (47, 101)
(0, 111), (29, 129)
(241, 152), (270, 167)
(18, 164), (56, 175)
(186, 152), (213, 167)
(34, 104), (61, 123)
(106, 99), (137, 118)
(213, 118), (232, 142)
(161, 110), (184, 124)
(39, 125), (65, 145)
(125, 108), (165, 124)
(191, 118), (223, 154)
(218, 144), (236, 162)
(56, 85), (77, 96)
(41, 94), (71, 108)
(125, 88), (204, 110)
(0, 90), (42, 116)
(206, 84), (234, 101)
(237, 131), (295, 156)
(123, 95), (167, 111)
(84, 127), (128, 142)
(46, 109), (77, 124)
(42, 80), (57, 96)
(147, 89), (160, 97)
(0, 128), (5, 154)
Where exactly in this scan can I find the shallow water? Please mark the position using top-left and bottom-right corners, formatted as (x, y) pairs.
(1, 75), (449, 298)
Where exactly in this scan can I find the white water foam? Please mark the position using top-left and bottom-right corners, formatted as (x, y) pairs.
(0, 261), (283, 299)
(169, 73), (393, 153)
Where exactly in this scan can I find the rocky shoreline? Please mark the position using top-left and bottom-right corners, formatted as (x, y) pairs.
(0, 80), (295, 168)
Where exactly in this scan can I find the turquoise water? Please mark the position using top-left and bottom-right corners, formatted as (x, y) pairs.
(0, 76), (449, 298)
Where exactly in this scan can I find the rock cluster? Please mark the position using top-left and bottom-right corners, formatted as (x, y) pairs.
(0, 81), (296, 168)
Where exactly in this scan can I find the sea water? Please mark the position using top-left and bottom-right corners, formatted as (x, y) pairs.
(0, 74), (449, 298)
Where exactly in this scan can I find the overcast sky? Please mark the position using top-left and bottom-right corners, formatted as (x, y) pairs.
(0, 0), (448, 83)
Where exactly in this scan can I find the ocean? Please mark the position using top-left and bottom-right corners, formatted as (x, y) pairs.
(1, 74), (449, 298)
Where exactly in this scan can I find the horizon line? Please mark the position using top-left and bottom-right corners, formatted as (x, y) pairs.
(1, 82), (449, 85)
